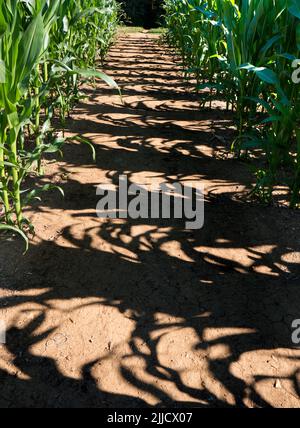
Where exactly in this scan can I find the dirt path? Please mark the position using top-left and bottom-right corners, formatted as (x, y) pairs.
(0, 33), (300, 408)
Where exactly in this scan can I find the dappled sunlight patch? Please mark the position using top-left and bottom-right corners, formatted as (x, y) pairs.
(160, 240), (195, 263)
(157, 327), (206, 371)
(281, 252), (300, 264)
(194, 244), (280, 275)
(0, 29), (299, 409)
(203, 328), (257, 343)
(208, 344), (232, 360)
(231, 350), (300, 408)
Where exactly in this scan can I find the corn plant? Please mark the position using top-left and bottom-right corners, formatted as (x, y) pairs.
(240, 2), (300, 205)
(164, 0), (300, 206)
(0, 1), (59, 234)
(0, 0), (120, 249)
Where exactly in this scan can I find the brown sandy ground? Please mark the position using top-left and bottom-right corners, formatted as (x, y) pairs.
(0, 32), (300, 408)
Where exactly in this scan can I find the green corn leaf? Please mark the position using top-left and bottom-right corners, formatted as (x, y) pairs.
(0, 224), (28, 253)
(0, 60), (6, 83)
(70, 135), (96, 162)
(7, 111), (19, 128)
(288, 0), (300, 19)
(73, 68), (119, 89)
(17, 13), (45, 89)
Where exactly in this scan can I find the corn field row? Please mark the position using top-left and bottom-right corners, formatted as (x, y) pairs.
(164, 0), (300, 206)
(0, 0), (120, 248)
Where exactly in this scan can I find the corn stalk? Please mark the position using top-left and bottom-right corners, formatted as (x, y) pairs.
(0, 0), (120, 249)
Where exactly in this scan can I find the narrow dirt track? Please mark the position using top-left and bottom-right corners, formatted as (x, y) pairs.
(0, 33), (300, 408)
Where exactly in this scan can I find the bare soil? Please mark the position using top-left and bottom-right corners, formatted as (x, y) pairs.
(0, 33), (300, 408)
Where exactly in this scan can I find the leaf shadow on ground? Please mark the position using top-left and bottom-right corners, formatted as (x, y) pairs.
(0, 34), (299, 408)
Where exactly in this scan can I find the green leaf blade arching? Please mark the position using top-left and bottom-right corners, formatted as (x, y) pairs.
(0, 224), (29, 253)
(16, 13), (45, 91)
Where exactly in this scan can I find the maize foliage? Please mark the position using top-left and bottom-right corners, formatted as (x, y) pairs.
(164, 0), (300, 206)
(0, 0), (120, 248)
